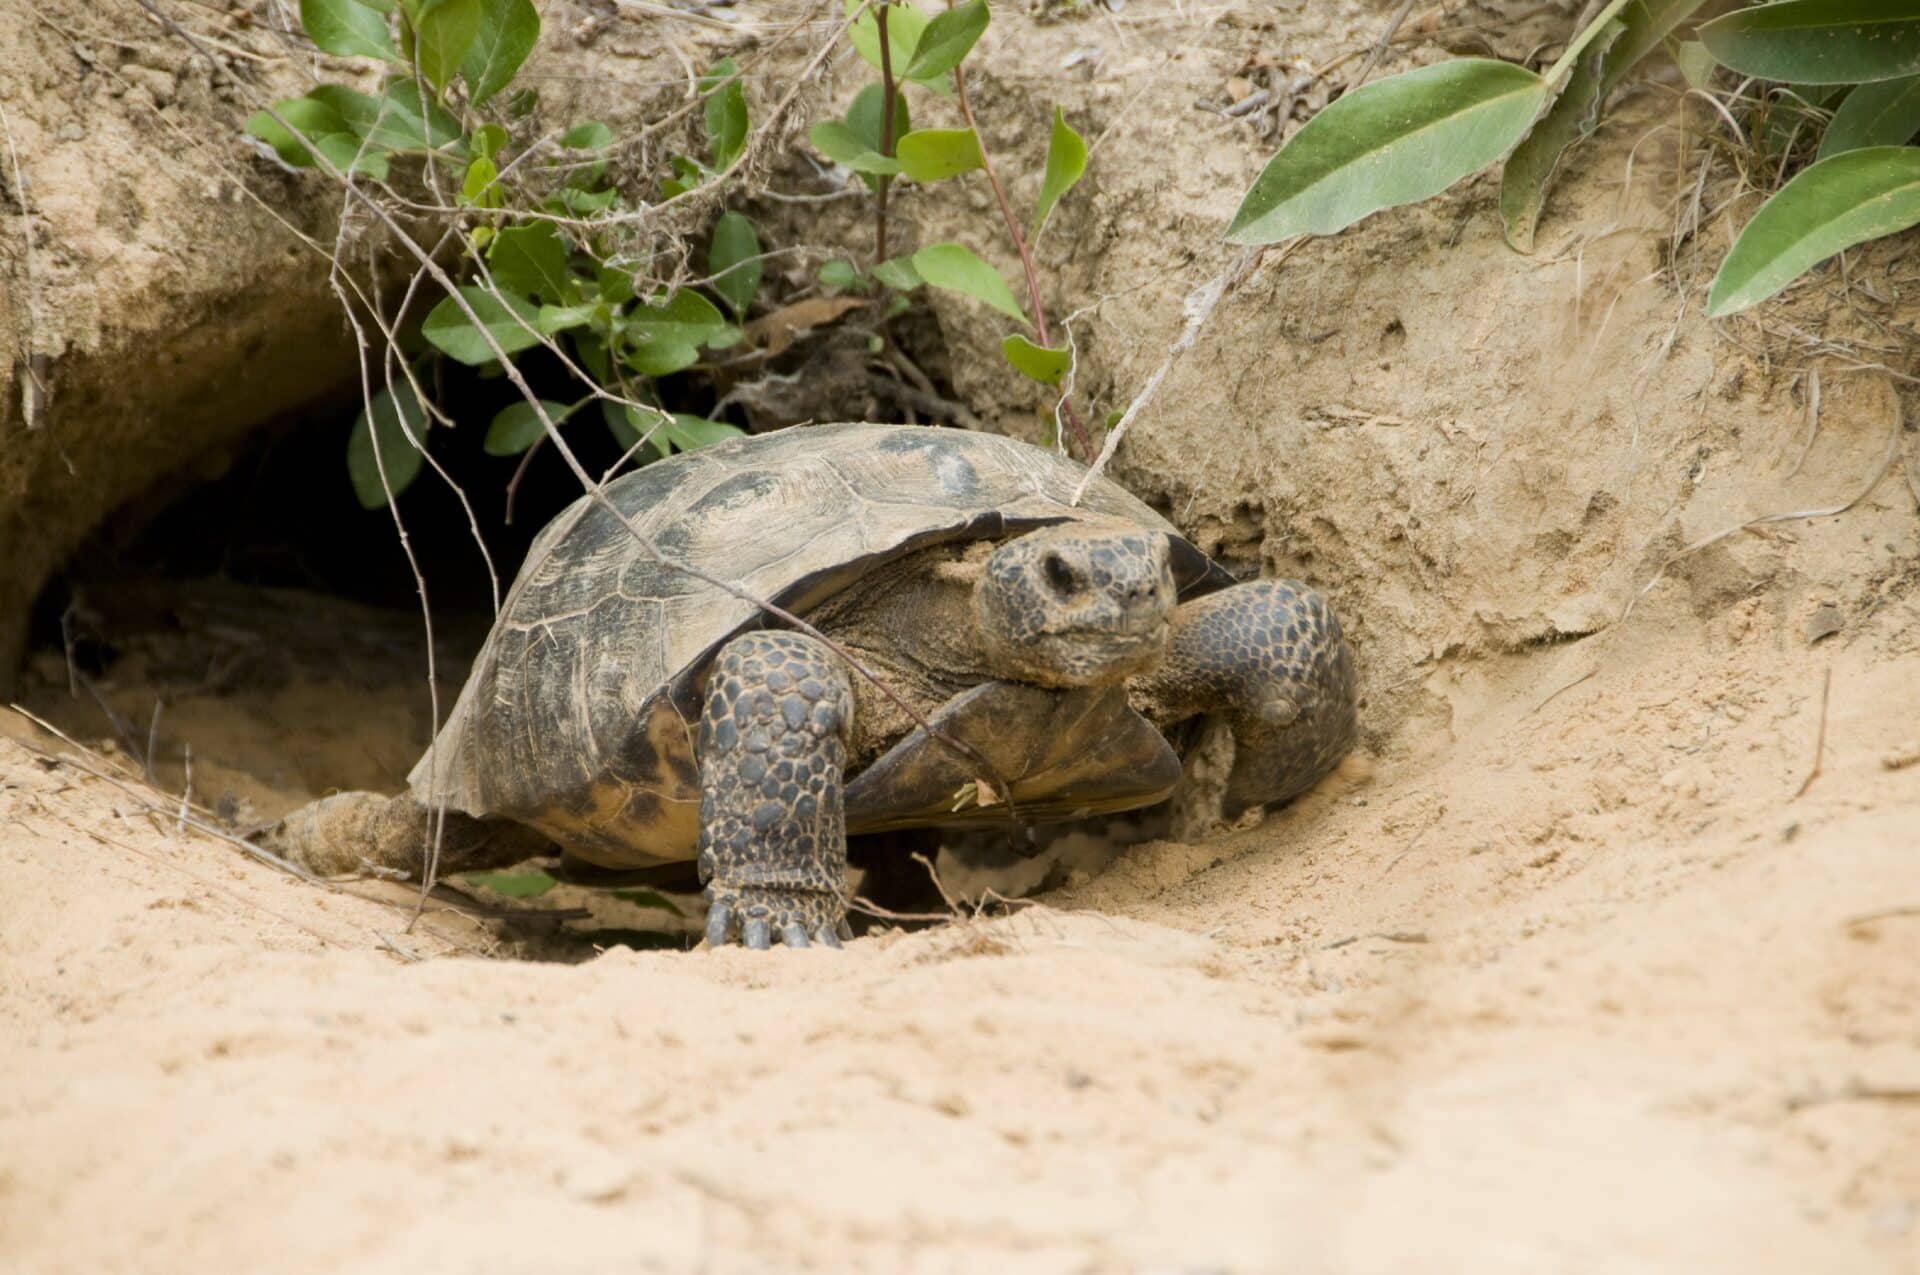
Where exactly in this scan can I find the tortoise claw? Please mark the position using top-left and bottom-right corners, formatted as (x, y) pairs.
(743, 918), (772, 950)
(780, 923), (811, 949)
(704, 903), (733, 949)
(813, 925), (842, 949)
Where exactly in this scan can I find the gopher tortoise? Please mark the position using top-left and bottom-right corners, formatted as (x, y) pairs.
(267, 422), (1357, 948)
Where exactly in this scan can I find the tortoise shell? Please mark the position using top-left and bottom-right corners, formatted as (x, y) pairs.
(408, 422), (1233, 868)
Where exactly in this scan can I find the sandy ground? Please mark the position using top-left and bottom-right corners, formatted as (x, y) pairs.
(3, 570), (1916, 1273)
(4, 0), (1920, 1270)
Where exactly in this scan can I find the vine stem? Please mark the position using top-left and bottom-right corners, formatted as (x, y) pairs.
(952, 63), (1094, 461)
(875, 3), (898, 263)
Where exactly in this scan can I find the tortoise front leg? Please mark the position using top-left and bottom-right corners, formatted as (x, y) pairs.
(697, 630), (855, 950)
(1135, 580), (1358, 818)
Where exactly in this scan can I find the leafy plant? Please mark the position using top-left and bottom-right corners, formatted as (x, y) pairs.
(808, 0), (1093, 455)
(245, 0), (756, 510)
(1225, 0), (1920, 321)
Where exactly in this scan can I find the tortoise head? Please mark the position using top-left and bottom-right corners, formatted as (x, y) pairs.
(973, 523), (1176, 687)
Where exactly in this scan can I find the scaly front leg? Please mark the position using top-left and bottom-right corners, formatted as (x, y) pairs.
(697, 630), (854, 950)
(1134, 580), (1358, 817)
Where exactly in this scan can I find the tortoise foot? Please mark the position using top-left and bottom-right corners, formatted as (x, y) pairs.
(696, 631), (856, 952)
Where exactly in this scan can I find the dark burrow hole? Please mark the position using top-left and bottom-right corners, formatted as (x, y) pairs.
(21, 339), (1116, 958)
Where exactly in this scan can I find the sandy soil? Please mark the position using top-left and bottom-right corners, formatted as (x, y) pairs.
(4, 0), (1919, 1271)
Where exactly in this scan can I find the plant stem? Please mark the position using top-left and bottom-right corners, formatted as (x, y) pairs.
(952, 64), (1094, 461)
(1542, 0), (1636, 87)
(875, 3), (898, 264)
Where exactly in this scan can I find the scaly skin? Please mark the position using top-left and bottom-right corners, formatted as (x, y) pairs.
(696, 631), (855, 950)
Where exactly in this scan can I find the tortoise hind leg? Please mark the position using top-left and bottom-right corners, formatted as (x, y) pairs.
(697, 631), (855, 950)
(1136, 579), (1358, 818)
(261, 791), (548, 879)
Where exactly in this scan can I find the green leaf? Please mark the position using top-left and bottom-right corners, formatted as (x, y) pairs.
(1819, 76), (1920, 159)
(487, 221), (572, 300)
(610, 887), (684, 916)
(459, 0), (539, 105)
(549, 186), (618, 215)
(605, 403), (667, 458)
(353, 78), (464, 152)
(809, 120), (901, 174)
(629, 288), (731, 346)
(1674, 39), (1717, 89)
(818, 259), (865, 290)
(1501, 0), (1707, 252)
(626, 337), (701, 377)
(1700, 0), (1920, 85)
(1226, 58), (1547, 245)
(535, 302), (599, 335)
(1001, 333), (1070, 384)
(902, 0), (987, 80)
(484, 399), (573, 455)
(471, 122), (509, 158)
(244, 95), (391, 178)
(1034, 106), (1088, 231)
(460, 155), (502, 207)
(846, 83), (911, 154)
(896, 127), (982, 181)
(1500, 23), (1624, 253)
(406, 0), (484, 91)
(421, 284), (542, 363)
(663, 414), (745, 451)
(1707, 146), (1920, 317)
(910, 243), (1026, 325)
(347, 381), (428, 508)
(871, 255), (923, 290)
(559, 119), (613, 150)
(707, 211), (762, 316)
(701, 58), (749, 169)
(462, 869), (556, 897)
(847, 0), (928, 73)
(301, 0), (402, 60)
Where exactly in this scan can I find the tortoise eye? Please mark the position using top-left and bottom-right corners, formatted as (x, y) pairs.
(1042, 551), (1081, 596)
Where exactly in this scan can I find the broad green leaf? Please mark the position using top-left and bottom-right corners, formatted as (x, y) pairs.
(350, 78), (464, 152)
(421, 284), (542, 363)
(407, 0), (484, 91)
(1699, 0), (1920, 85)
(487, 221), (572, 300)
(1226, 58), (1547, 245)
(847, 0), (928, 73)
(244, 95), (391, 178)
(1500, 23), (1624, 253)
(548, 186), (618, 215)
(596, 265), (635, 304)
(1819, 76), (1920, 159)
(459, 0), (539, 105)
(559, 120), (613, 150)
(701, 58), (749, 169)
(1034, 106), (1087, 231)
(818, 259), (865, 290)
(1707, 146), (1920, 316)
(707, 211), (762, 316)
(301, 0), (402, 61)
(910, 242), (1026, 325)
(574, 333), (612, 382)
(810, 121), (901, 174)
(629, 289), (731, 346)
(846, 84), (911, 153)
(1674, 40), (1717, 89)
(605, 402), (668, 457)
(462, 869), (556, 897)
(347, 381), (428, 508)
(896, 127), (982, 181)
(460, 155), (502, 207)
(902, 0), (987, 81)
(535, 302), (599, 335)
(1502, 0), (1707, 251)
(871, 255), (923, 290)
(664, 414), (745, 451)
(626, 337), (701, 377)
(470, 122), (509, 158)
(1001, 334), (1070, 384)
(484, 399), (573, 455)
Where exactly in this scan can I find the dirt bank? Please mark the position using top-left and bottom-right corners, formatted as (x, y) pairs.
(3, 1), (1918, 1271)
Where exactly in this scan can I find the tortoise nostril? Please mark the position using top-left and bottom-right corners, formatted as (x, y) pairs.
(1042, 551), (1080, 596)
